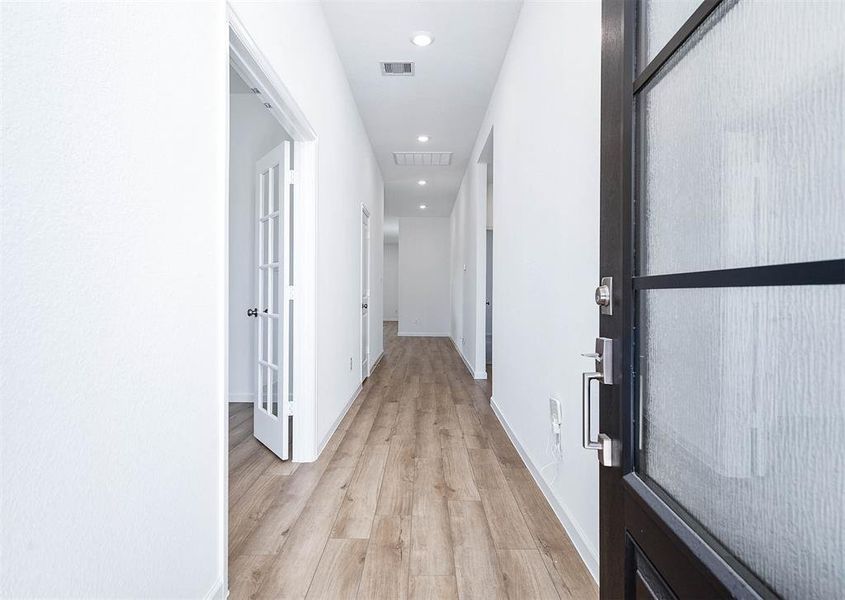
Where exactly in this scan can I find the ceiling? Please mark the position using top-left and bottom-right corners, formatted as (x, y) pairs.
(322, 1), (522, 218)
(230, 66), (253, 94)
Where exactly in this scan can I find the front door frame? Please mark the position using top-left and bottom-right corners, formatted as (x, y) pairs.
(599, 1), (845, 598)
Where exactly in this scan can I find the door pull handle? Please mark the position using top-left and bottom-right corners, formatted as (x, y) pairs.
(581, 337), (619, 467)
(582, 371), (603, 451)
(247, 308), (258, 318)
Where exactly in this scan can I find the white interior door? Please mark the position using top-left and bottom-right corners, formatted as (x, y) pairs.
(361, 207), (370, 379)
(253, 141), (291, 460)
(485, 229), (493, 364)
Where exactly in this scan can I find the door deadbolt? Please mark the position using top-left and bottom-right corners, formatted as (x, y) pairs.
(594, 276), (613, 315)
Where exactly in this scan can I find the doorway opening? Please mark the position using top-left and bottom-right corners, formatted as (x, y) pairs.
(383, 217), (399, 325)
(485, 159), (494, 375)
(361, 205), (371, 380)
(225, 8), (319, 593)
(478, 129), (494, 383)
(229, 67), (293, 459)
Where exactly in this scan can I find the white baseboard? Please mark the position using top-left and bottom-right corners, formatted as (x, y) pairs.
(398, 331), (450, 337)
(204, 578), (225, 600)
(449, 336), (488, 380)
(490, 398), (599, 583)
(370, 350), (384, 373)
(228, 393), (254, 403)
(315, 383), (362, 459)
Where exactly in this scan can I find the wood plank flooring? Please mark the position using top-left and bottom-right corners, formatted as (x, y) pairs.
(229, 321), (597, 599)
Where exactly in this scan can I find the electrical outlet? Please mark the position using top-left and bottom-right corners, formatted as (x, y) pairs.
(460, 336), (465, 346)
(549, 397), (561, 425)
(549, 396), (562, 455)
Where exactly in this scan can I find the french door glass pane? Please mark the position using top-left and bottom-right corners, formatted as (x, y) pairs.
(259, 365), (267, 412)
(262, 219), (270, 265)
(638, 285), (845, 599)
(260, 171), (269, 217)
(272, 214), (280, 264)
(261, 268), (269, 315)
(638, 0), (701, 68)
(289, 300), (294, 403)
(267, 316), (275, 366)
(258, 315), (267, 362)
(289, 184), (295, 284)
(271, 371), (279, 417)
(271, 267), (280, 315)
(638, 0), (845, 275)
(271, 165), (279, 214)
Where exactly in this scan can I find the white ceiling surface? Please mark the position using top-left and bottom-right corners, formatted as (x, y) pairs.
(322, 1), (522, 218)
(230, 66), (253, 94)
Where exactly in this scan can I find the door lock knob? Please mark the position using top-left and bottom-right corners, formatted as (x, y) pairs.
(594, 285), (610, 306)
(594, 276), (613, 315)
(247, 308), (258, 318)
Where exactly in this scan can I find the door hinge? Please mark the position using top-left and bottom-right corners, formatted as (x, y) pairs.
(286, 286), (295, 300)
(288, 170), (296, 185)
(287, 399), (294, 415)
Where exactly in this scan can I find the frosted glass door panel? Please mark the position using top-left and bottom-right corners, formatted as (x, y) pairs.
(638, 0), (701, 67)
(639, 285), (845, 599)
(638, 0), (845, 275)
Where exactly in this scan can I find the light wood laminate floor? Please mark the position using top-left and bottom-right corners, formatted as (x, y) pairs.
(228, 321), (597, 599)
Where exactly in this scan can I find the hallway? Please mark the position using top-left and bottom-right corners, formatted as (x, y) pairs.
(229, 322), (596, 599)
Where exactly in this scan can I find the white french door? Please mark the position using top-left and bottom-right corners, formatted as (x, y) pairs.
(252, 141), (292, 460)
(361, 207), (370, 380)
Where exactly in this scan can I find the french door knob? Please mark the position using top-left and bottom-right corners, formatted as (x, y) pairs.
(362, 303), (368, 309)
(247, 308), (258, 317)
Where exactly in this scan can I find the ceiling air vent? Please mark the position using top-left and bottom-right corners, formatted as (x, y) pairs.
(393, 152), (453, 167)
(381, 62), (415, 76)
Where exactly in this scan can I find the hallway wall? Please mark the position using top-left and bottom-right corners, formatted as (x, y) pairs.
(398, 218), (451, 336)
(449, 0), (602, 579)
(1, 3), (226, 597)
(228, 91), (291, 402)
(230, 2), (385, 452)
(383, 242), (399, 320)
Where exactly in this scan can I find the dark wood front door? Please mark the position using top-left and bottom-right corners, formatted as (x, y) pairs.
(597, 1), (845, 598)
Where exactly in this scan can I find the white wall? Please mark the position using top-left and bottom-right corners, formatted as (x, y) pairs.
(450, 164), (486, 377)
(229, 2), (384, 449)
(383, 243), (399, 321)
(229, 91), (290, 402)
(398, 218), (451, 336)
(448, 0), (602, 579)
(1, 3), (226, 597)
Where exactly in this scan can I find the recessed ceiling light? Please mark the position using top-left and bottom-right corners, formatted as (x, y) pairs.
(418, 180), (427, 186)
(411, 31), (434, 47)
(419, 204), (427, 210)
(417, 135), (430, 143)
